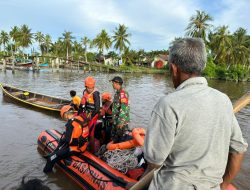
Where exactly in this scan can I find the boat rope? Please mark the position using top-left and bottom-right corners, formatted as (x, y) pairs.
(102, 149), (138, 173)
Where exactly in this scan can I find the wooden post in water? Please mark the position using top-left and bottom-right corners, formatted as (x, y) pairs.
(51, 59), (54, 72)
(56, 57), (59, 72)
(11, 56), (15, 74)
(77, 60), (80, 72)
(36, 56), (40, 71)
(2, 58), (6, 72)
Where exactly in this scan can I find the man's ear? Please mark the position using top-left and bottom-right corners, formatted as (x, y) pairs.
(170, 64), (178, 77)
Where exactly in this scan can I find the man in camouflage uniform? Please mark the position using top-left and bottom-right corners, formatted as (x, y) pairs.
(110, 76), (130, 143)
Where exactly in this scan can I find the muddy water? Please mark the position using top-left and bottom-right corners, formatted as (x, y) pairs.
(0, 69), (249, 189)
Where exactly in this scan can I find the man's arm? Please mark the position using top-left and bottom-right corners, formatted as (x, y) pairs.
(220, 152), (244, 190)
(125, 162), (161, 189)
(141, 162), (161, 179)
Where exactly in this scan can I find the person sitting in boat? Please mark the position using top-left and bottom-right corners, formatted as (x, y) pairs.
(43, 115), (89, 173)
(109, 76), (130, 143)
(78, 76), (100, 120)
(95, 92), (113, 145)
(69, 90), (81, 110)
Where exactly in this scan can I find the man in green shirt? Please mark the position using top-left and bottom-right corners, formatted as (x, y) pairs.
(110, 76), (130, 143)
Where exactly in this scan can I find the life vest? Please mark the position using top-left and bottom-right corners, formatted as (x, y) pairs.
(80, 89), (97, 111)
(67, 116), (89, 152)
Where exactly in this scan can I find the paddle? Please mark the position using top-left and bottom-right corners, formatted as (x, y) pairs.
(130, 91), (250, 190)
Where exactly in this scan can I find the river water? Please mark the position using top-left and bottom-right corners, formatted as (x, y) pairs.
(0, 69), (249, 190)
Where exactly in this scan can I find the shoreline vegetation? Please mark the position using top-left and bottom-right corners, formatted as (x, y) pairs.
(0, 10), (249, 81)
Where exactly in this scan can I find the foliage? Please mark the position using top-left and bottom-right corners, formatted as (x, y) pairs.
(203, 58), (250, 81)
(186, 10), (213, 42)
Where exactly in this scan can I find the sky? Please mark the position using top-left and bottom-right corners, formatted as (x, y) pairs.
(0, 0), (249, 51)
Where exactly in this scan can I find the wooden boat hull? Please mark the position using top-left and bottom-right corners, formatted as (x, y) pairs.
(37, 129), (137, 190)
(0, 83), (70, 112)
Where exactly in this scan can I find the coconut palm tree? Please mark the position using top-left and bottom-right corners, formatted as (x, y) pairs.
(43, 34), (52, 55)
(93, 29), (112, 62)
(122, 47), (135, 66)
(112, 24), (131, 64)
(60, 31), (74, 63)
(34, 31), (45, 55)
(9, 26), (20, 54)
(230, 28), (250, 66)
(81, 36), (91, 63)
(52, 39), (64, 57)
(209, 26), (231, 64)
(72, 40), (83, 59)
(19, 24), (33, 55)
(0, 31), (10, 55)
(186, 10), (213, 42)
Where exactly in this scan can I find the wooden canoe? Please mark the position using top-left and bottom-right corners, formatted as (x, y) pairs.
(0, 83), (71, 112)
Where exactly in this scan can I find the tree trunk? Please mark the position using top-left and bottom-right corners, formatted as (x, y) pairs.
(85, 51), (87, 63)
(66, 47), (69, 65)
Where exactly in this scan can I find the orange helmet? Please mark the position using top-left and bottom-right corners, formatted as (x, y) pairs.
(85, 76), (96, 88)
(101, 92), (112, 102)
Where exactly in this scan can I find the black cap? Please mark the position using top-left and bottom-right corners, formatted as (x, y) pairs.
(110, 76), (123, 84)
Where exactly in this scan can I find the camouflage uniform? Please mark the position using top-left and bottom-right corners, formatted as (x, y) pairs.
(111, 88), (130, 143)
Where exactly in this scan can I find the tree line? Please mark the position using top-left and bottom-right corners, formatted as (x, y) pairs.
(0, 10), (249, 80)
(185, 10), (250, 81)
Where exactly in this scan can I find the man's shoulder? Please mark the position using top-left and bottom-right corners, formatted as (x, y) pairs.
(120, 89), (129, 97)
(157, 86), (230, 107)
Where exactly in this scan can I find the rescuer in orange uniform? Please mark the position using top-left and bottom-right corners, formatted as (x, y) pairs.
(78, 76), (100, 120)
(43, 115), (89, 173)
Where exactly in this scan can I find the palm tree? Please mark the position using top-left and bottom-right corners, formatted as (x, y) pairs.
(81, 36), (91, 63)
(43, 34), (52, 55)
(209, 26), (231, 64)
(93, 29), (112, 62)
(230, 28), (250, 66)
(137, 49), (146, 65)
(34, 31), (45, 55)
(112, 24), (131, 64)
(19, 24), (33, 55)
(72, 40), (83, 59)
(60, 31), (74, 63)
(52, 39), (64, 57)
(0, 31), (10, 55)
(122, 47), (135, 66)
(186, 10), (213, 42)
(9, 26), (20, 54)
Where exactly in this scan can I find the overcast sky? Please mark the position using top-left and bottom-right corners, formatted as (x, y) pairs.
(0, 0), (249, 51)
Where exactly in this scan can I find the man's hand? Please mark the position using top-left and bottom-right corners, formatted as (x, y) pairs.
(125, 182), (136, 189)
(220, 153), (244, 190)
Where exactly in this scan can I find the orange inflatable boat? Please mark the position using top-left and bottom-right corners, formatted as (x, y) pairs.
(38, 129), (237, 190)
(37, 129), (137, 190)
